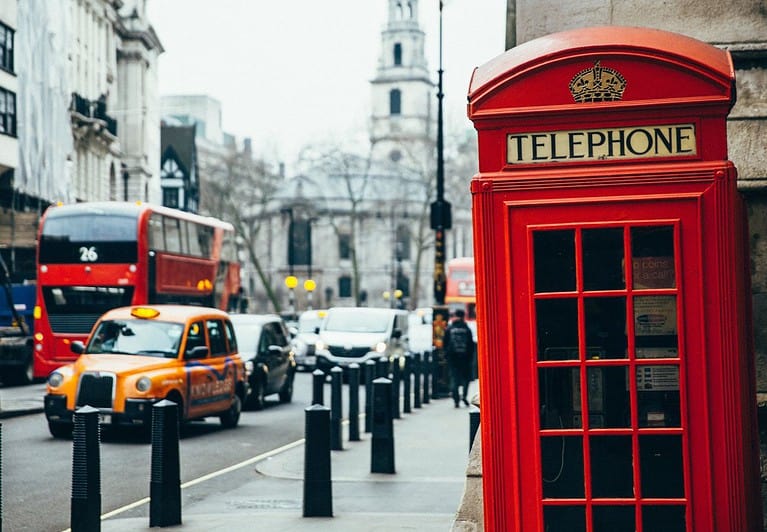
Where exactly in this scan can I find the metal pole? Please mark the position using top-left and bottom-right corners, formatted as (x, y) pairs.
(70, 406), (101, 532)
(150, 400), (181, 527)
(348, 363), (361, 441)
(303, 405), (332, 517)
(330, 366), (343, 451)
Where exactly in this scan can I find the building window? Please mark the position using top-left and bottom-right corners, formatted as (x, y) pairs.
(161, 157), (184, 179)
(396, 224), (411, 260)
(289, 219), (311, 266)
(163, 187), (179, 209)
(339, 275), (352, 298)
(0, 88), (16, 136)
(339, 233), (351, 260)
(390, 89), (401, 115)
(393, 43), (402, 66)
(0, 23), (14, 73)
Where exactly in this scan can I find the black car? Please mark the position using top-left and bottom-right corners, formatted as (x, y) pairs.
(230, 314), (296, 410)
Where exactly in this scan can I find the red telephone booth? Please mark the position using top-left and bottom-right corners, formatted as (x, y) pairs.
(467, 27), (760, 532)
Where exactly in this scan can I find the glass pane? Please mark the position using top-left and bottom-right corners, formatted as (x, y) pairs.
(534, 230), (575, 293)
(631, 226), (676, 289)
(535, 299), (578, 360)
(585, 297), (627, 359)
(539, 367), (581, 429)
(590, 436), (634, 498)
(588, 366), (630, 428)
(541, 436), (584, 498)
(593, 505), (635, 532)
(634, 295), (678, 355)
(642, 505), (686, 532)
(640, 435), (684, 498)
(543, 505), (585, 532)
(536, 299), (578, 360)
(637, 365), (681, 427)
(583, 228), (625, 291)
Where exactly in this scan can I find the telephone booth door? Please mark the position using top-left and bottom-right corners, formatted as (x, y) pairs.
(511, 197), (706, 531)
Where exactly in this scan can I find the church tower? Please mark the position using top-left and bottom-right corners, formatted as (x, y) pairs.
(370, 0), (434, 166)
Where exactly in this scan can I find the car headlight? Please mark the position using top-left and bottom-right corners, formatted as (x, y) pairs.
(136, 377), (152, 393)
(374, 342), (387, 353)
(315, 340), (327, 351)
(48, 371), (64, 388)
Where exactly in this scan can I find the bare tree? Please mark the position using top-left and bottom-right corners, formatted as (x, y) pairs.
(298, 143), (375, 307)
(203, 146), (283, 312)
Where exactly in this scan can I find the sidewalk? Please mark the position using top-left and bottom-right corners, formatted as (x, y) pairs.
(102, 387), (474, 531)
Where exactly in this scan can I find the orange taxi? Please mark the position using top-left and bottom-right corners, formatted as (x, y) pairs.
(44, 305), (246, 438)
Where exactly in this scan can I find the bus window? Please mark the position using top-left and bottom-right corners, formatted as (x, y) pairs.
(164, 216), (182, 254)
(149, 214), (164, 250)
(188, 221), (203, 256)
(198, 226), (213, 257)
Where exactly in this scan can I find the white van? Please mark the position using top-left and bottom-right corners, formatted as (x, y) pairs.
(314, 307), (410, 374)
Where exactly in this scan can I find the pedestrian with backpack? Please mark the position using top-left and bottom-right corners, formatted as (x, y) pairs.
(443, 309), (475, 407)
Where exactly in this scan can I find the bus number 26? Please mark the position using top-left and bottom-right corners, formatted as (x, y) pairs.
(79, 246), (98, 262)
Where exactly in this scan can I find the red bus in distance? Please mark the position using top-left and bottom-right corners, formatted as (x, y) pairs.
(445, 257), (477, 339)
(33, 201), (241, 379)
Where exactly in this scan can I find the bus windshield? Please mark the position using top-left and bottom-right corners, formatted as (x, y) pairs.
(39, 213), (138, 263)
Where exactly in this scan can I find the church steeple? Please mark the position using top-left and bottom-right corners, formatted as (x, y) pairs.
(370, 0), (434, 165)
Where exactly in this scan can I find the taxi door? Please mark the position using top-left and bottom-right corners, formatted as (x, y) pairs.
(185, 319), (237, 419)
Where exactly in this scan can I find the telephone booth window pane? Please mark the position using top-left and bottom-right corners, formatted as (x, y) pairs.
(583, 228), (625, 291)
(539, 367), (581, 429)
(585, 297), (627, 359)
(537, 299), (578, 360)
(639, 435), (684, 498)
(593, 505), (635, 532)
(634, 295), (678, 354)
(631, 226), (675, 289)
(590, 436), (633, 497)
(543, 506), (585, 532)
(642, 505), (686, 531)
(637, 365), (680, 427)
(534, 229), (575, 293)
(541, 436), (584, 498)
(589, 366), (630, 428)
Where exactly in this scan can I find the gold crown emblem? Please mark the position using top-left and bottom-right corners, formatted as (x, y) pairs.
(568, 61), (627, 103)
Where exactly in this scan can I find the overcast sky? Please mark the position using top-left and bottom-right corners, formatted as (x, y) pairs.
(146, 0), (508, 171)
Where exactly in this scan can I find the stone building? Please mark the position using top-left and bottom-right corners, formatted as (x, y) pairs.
(1, 0), (162, 281)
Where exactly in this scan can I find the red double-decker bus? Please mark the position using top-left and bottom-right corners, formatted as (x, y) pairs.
(33, 201), (241, 378)
(445, 257), (477, 338)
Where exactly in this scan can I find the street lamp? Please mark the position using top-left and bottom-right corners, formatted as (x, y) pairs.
(285, 275), (298, 317)
(304, 279), (316, 311)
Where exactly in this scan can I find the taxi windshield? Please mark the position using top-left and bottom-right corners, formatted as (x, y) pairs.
(86, 319), (184, 358)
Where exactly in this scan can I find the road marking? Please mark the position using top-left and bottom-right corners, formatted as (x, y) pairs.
(60, 437), (306, 529)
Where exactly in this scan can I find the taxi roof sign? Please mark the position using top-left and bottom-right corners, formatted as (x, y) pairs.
(131, 307), (160, 319)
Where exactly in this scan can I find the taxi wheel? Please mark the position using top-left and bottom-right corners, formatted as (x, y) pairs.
(246, 380), (266, 411)
(278, 373), (294, 403)
(48, 421), (73, 439)
(220, 394), (241, 429)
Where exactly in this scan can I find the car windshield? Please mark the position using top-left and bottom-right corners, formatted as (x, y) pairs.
(298, 317), (322, 333)
(324, 310), (390, 333)
(86, 319), (184, 358)
(231, 322), (263, 351)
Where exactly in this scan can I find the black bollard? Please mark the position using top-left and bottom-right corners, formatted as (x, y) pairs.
(70, 405), (101, 532)
(413, 352), (422, 409)
(402, 356), (412, 414)
(364, 359), (376, 433)
(150, 400), (181, 527)
(469, 406), (480, 452)
(422, 352), (431, 404)
(377, 355), (389, 378)
(312, 368), (325, 405)
(348, 363), (361, 441)
(330, 366), (343, 450)
(304, 405), (333, 517)
(391, 356), (401, 419)
(371, 377), (395, 474)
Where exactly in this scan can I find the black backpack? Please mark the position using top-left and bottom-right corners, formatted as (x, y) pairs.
(447, 325), (471, 356)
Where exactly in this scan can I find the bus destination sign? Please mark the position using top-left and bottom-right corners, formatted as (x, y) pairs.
(507, 124), (696, 164)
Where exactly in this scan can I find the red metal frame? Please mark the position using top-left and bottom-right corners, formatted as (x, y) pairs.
(468, 26), (759, 531)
